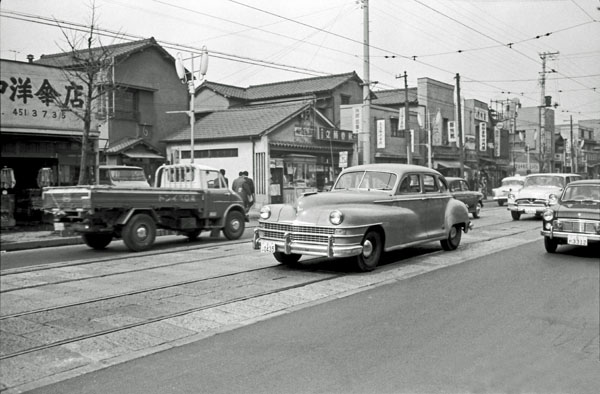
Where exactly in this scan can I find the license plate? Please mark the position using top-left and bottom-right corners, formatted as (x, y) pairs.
(53, 222), (65, 231)
(260, 240), (276, 253)
(524, 208), (536, 214)
(567, 235), (588, 246)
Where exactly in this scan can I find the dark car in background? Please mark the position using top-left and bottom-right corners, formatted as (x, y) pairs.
(446, 177), (484, 218)
(541, 179), (600, 253)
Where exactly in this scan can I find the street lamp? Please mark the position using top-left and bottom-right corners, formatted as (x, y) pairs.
(170, 47), (208, 164)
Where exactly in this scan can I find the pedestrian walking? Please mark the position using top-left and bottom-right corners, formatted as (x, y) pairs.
(232, 171), (252, 212)
(243, 170), (255, 208)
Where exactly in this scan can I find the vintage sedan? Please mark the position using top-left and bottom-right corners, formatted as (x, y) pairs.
(541, 179), (600, 253)
(252, 164), (472, 272)
(446, 177), (484, 218)
(491, 175), (524, 206)
(507, 173), (583, 220)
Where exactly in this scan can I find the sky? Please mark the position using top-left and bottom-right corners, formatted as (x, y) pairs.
(1, 0), (599, 125)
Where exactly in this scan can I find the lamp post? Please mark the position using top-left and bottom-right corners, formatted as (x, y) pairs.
(170, 47), (208, 164)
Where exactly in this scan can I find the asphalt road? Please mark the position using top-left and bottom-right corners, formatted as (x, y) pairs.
(29, 240), (600, 394)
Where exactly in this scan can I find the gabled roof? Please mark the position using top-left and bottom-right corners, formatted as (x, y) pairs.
(372, 88), (419, 106)
(163, 101), (312, 142)
(198, 71), (363, 102)
(35, 37), (173, 68)
(105, 137), (162, 155)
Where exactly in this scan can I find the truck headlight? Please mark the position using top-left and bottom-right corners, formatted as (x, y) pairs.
(329, 210), (344, 225)
(260, 206), (271, 220)
(542, 209), (554, 222)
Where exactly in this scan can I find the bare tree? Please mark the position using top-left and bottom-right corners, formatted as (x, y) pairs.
(51, 1), (117, 185)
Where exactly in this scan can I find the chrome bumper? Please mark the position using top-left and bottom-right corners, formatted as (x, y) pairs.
(507, 203), (547, 213)
(541, 228), (600, 242)
(252, 228), (363, 258)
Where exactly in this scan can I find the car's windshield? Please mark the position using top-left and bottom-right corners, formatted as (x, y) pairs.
(524, 175), (563, 188)
(502, 179), (523, 187)
(562, 185), (600, 202)
(334, 171), (397, 190)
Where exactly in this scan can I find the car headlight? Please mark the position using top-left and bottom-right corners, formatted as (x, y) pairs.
(329, 210), (344, 225)
(548, 194), (558, 205)
(508, 193), (515, 201)
(260, 206), (271, 220)
(542, 209), (554, 222)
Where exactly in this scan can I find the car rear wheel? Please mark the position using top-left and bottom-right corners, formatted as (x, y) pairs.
(441, 225), (462, 251)
(544, 236), (558, 253)
(223, 211), (245, 240)
(497, 201), (504, 206)
(274, 252), (302, 266)
(511, 211), (521, 221)
(356, 230), (383, 272)
(82, 233), (113, 250)
(122, 214), (156, 252)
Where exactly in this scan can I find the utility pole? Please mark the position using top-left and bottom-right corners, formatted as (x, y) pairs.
(361, 0), (371, 165)
(570, 115), (575, 172)
(539, 51), (559, 172)
(455, 73), (464, 177)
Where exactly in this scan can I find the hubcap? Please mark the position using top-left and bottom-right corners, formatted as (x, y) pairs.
(136, 226), (148, 239)
(363, 239), (373, 258)
(450, 227), (457, 238)
(230, 220), (240, 231)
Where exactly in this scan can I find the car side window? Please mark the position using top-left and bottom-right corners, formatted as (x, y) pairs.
(438, 177), (448, 192)
(423, 175), (438, 193)
(397, 174), (420, 194)
(460, 180), (469, 191)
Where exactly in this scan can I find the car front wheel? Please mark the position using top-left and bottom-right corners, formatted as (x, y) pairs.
(544, 236), (558, 253)
(511, 211), (521, 221)
(441, 225), (462, 251)
(356, 230), (383, 272)
(497, 200), (504, 206)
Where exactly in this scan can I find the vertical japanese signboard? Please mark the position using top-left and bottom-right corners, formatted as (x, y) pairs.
(479, 122), (487, 151)
(376, 119), (385, 149)
(352, 106), (362, 135)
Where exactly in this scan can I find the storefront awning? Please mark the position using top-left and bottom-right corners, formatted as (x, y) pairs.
(123, 152), (165, 159)
(434, 160), (471, 170)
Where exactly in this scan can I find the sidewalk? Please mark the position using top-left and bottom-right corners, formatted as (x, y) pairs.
(1, 208), (261, 252)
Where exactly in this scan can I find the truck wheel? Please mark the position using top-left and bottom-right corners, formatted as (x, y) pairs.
(356, 230), (383, 272)
(122, 214), (156, 252)
(511, 211), (521, 221)
(223, 211), (245, 240)
(441, 225), (462, 251)
(274, 252), (301, 266)
(82, 233), (113, 250)
(544, 236), (558, 253)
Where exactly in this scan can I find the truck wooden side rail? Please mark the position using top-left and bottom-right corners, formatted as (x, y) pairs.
(42, 164), (247, 252)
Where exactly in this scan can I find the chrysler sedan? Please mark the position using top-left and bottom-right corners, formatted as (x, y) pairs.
(252, 164), (472, 271)
(507, 173), (583, 220)
(446, 177), (484, 218)
(541, 179), (600, 253)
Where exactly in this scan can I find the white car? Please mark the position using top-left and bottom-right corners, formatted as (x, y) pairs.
(491, 176), (524, 206)
(507, 173), (583, 220)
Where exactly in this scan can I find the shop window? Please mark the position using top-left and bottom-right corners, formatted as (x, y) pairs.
(390, 118), (401, 137)
(340, 94), (351, 105)
(181, 148), (238, 159)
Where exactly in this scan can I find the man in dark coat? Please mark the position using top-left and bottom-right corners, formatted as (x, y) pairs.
(232, 171), (251, 212)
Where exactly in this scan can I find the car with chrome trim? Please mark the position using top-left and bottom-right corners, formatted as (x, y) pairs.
(446, 177), (484, 218)
(507, 173), (583, 220)
(491, 175), (524, 206)
(541, 179), (600, 253)
(252, 164), (472, 271)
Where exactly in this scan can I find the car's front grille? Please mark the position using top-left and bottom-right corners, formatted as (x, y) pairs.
(516, 198), (546, 205)
(558, 220), (598, 234)
(260, 222), (335, 244)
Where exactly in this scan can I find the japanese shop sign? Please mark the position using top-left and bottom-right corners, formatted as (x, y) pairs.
(376, 119), (385, 149)
(0, 61), (85, 130)
(316, 127), (353, 142)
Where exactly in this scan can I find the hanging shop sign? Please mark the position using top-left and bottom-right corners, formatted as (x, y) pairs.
(315, 127), (354, 142)
(376, 119), (386, 149)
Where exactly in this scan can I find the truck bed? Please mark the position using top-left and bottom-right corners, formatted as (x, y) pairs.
(43, 186), (205, 211)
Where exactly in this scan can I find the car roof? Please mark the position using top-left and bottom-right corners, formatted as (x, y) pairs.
(501, 176), (523, 181)
(565, 179), (600, 186)
(525, 173), (580, 178)
(340, 163), (442, 176)
(99, 165), (144, 170)
(444, 177), (465, 182)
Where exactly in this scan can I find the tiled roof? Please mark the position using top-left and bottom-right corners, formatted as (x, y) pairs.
(35, 37), (171, 67)
(372, 88), (419, 106)
(163, 101), (311, 142)
(105, 137), (161, 154)
(199, 72), (362, 102)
